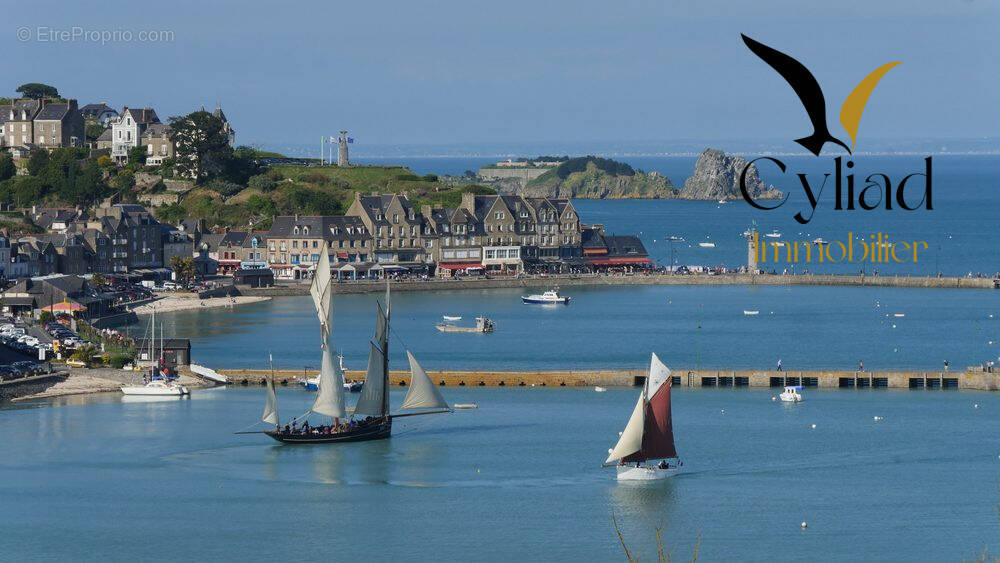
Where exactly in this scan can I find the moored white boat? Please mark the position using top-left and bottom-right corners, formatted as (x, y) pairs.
(605, 353), (681, 481)
(765, 230), (782, 238)
(121, 379), (189, 396)
(744, 310), (759, 316)
(594, 386), (607, 392)
(779, 386), (803, 402)
(522, 288), (570, 305)
(698, 242), (716, 248)
(453, 403), (478, 409)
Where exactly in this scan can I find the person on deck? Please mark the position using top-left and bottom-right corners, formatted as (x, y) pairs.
(777, 358), (783, 372)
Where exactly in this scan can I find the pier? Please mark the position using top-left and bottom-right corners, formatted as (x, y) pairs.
(238, 272), (997, 297)
(218, 367), (1000, 391)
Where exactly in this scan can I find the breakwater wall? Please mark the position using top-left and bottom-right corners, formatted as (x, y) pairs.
(238, 273), (996, 297)
(218, 368), (1000, 391)
(0, 372), (69, 402)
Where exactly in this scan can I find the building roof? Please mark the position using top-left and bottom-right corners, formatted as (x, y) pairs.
(142, 123), (171, 138)
(121, 107), (160, 125)
(35, 103), (71, 121)
(96, 128), (113, 141)
(604, 235), (649, 258)
(80, 103), (117, 117)
(268, 215), (369, 241)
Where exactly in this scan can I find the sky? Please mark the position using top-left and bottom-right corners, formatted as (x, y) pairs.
(3, 0), (997, 154)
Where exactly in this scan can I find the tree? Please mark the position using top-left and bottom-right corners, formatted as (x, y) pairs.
(91, 272), (107, 287)
(27, 150), (49, 176)
(128, 146), (148, 166)
(167, 111), (233, 182)
(86, 122), (107, 142)
(247, 174), (277, 192)
(96, 155), (113, 168)
(16, 83), (60, 99)
(170, 255), (197, 286)
(0, 153), (15, 182)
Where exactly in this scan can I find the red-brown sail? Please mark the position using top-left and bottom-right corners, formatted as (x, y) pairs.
(622, 377), (676, 462)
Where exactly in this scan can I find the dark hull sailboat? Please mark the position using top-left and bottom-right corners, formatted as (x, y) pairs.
(264, 417), (392, 444)
(245, 245), (451, 445)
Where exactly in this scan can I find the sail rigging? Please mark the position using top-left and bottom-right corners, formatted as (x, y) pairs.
(355, 299), (389, 417)
(401, 351), (449, 410)
(606, 353), (677, 464)
(311, 330), (346, 417)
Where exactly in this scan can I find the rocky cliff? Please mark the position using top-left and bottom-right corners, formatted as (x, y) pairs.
(679, 148), (782, 200)
(497, 159), (676, 199)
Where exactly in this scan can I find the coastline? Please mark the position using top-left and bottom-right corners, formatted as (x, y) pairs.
(239, 273), (997, 297)
(8, 367), (215, 402)
(131, 295), (271, 314)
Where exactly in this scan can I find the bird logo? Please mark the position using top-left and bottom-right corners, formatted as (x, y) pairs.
(741, 34), (901, 156)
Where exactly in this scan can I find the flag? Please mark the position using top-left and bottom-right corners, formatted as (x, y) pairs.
(347, 138), (354, 143)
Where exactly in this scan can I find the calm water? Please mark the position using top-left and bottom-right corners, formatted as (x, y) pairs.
(359, 155), (1000, 276)
(1, 387), (997, 561)
(146, 286), (999, 373)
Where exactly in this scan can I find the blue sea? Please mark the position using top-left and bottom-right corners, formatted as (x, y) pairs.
(1, 155), (998, 561)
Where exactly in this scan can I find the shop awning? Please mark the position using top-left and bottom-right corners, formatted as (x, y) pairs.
(588, 257), (653, 266)
(44, 301), (87, 312)
(437, 262), (483, 270)
(1, 296), (34, 306)
(337, 252), (349, 259)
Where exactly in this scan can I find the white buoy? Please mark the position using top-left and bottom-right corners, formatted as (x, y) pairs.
(974, 404), (979, 409)
(721, 409), (726, 414)
(811, 424), (817, 429)
(800, 521), (808, 529)
(772, 396), (777, 401)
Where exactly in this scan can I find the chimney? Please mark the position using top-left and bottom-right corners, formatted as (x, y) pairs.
(354, 192), (361, 202)
(461, 192), (475, 211)
(420, 205), (432, 219)
(68, 99), (78, 111)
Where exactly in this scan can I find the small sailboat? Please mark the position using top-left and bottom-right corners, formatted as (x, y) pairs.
(121, 307), (188, 396)
(779, 386), (803, 402)
(605, 353), (681, 481)
(252, 243), (451, 444)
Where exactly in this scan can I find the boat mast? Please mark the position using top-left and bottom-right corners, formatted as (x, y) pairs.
(381, 283), (390, 417)
(149, 308), (155, 381)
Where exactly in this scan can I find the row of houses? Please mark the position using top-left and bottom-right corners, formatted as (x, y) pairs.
(0, 96), (234, 166)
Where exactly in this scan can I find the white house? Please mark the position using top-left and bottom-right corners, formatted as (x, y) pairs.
(111, 107), (160, 164)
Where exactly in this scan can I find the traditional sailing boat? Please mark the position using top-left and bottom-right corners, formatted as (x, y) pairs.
(605, 353), (680, 481)
(258, 242), (451, 444)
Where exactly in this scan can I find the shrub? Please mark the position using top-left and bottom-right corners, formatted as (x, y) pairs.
(248, 174), (277, 192)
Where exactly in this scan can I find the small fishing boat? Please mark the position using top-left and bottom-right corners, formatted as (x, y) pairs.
(765, 230), (782, 239)
(779, 386), (803, 402)
(605, 353), (681, 481)
(594, 386), (607, 393)
(436, 316), (495, 333)
(698, 242), (716, 248)
(743, 310), (760, 316)
(522, 288), (570, 305)
(453, 403), (478, 409)
(812, 238), (828, 245)
(893, 313), (906, 318)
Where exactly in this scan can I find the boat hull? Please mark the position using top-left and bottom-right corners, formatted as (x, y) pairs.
(521, 297), (570, 304)
(265, 417), (392, 444)
(779, 394), (802, 402)
(120, 385), (188, 396)
(616, 464), (681, 481)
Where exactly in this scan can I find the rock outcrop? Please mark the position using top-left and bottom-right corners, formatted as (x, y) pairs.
(498, 160), (676, 199)
(679, 148), (782, 200)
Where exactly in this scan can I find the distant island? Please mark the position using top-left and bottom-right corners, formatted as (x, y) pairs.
(478, 150), (780, 201)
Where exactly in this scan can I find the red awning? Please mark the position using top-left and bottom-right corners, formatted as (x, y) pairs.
(45, 302), (87, 312)
(337, 252), (349, 259)
(437, 262), (483, 270)
(583, 248), (608, 255)
(588, 256), (653, 266)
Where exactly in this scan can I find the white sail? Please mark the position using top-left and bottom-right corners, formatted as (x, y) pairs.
(262, 375), (279, 426)
(605, 389), (646, 464)
(648, 352), (672, 397)
(311, 337), (346, 418)
(354, 341), (387, 417)
(310, 242), (333, 333)
(401, 351), (448, 410)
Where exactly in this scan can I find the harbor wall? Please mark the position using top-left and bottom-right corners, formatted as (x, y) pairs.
(238, 273), (996, 297)
(0, 372), (69, 402)
(217, 368), (1000, 391)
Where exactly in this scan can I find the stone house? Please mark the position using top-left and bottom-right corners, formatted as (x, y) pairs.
(33, 99), (85, 148)
(3, 98), (43, 149)
(142, 123), (174, 165)
(37, 233), (90, 275)
(80, 103), (118, 126)
(86, 204), (163, 271)
(13, 238), (59, 277)
(420, 206), (482, 276)
(346, 193), (430, 269)
(161, 225), (193, 269)
(265, 215), (370, 280)
(0, 234), (11, 279)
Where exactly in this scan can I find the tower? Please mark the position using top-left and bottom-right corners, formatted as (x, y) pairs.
(746, 228), (758, 274)
(337, 131), (349, 167)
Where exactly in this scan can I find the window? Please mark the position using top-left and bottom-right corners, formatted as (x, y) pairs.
(311, 254), (320, 262)
(293, 226), (299, 235)
(303, 226), (309, 235)
(312, 241), (318, 248)
(292, 241), (298, 248)
(393, 213), (399, 224)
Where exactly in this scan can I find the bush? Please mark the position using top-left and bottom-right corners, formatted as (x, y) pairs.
(39, 311), (54, 323)
(96, 155), (113, 168)
(109, 352), (134, 369)
(206, 179), (244, 198)
(248, 174), (277, 192)
(422, 174), (438, 182)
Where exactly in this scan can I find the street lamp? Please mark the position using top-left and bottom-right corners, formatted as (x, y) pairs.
(667, 236), (684, 273)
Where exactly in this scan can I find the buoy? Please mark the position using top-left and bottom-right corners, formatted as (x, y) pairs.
(720, 409), (725, 414)
(974, 404), (979, 409)
(811, 424), (817, 429)
(800, 521), (808, 529)
(772, 396), (777, 401)
(476, 468), (480, 473)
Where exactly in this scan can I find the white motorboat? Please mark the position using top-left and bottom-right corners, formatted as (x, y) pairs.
(743, 310), (760, 316)
(301, 353), (360, 391)
(594, 386), (607, 393)
(765, 230), (782, 239)
(522, 288), (570, 305)
(779, 386), (803, 402)
(121, 379), (189, 396)
(698, 242), (716, 248)
(717, 199), (727, 204)
(812, 238), (829, 245)
(453, 403), (479, 409)
(606, 353), (681, 481)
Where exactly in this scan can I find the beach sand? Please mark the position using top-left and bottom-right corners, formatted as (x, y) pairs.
(132, 296), (271, 314)
(12, 367), (214, 402)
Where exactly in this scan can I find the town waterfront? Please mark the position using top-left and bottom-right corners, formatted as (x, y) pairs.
(1, 386), (996, 561)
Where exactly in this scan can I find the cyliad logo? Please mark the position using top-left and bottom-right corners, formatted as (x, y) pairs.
(739, 34), (931, 224)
